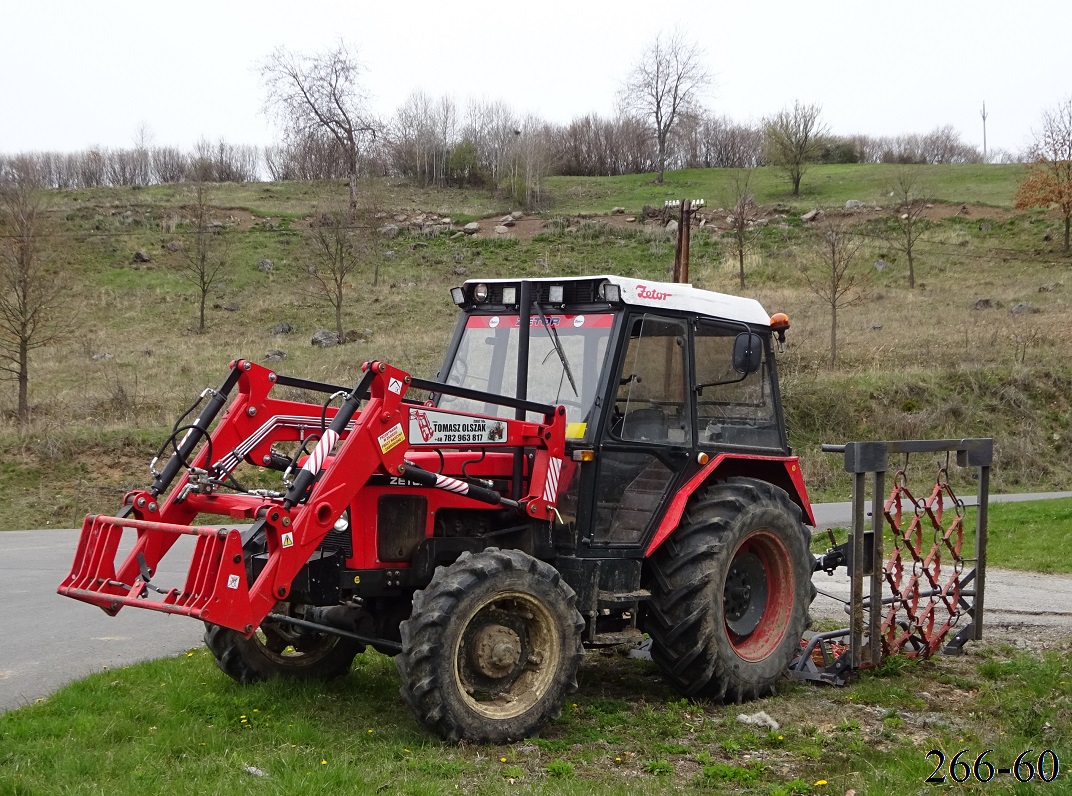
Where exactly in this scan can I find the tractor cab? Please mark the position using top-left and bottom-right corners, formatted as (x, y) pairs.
(436, 276), (806, 549)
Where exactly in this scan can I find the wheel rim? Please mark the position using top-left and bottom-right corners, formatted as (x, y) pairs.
(254, 616), (341, 668)
(723, 529), (795, 662)
(453, 590), (562, 720)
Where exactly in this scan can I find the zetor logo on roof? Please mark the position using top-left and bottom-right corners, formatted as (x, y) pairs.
(636, 284), (672, 301)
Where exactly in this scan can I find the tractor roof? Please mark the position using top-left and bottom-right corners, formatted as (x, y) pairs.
(459, 275), (772, 328)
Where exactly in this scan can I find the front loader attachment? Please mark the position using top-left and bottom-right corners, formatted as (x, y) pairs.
(58, 514), (256, 631)
(57, 358), (567, 637)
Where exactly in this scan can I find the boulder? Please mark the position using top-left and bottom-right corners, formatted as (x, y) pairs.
(510, 211), (524, 220)
(1010, 302), (1039, 315)
(165, 241), (181, 253)
(257, 258), (274, 272)
(378, 224), (400, 238)
(265, 349), (287, 362)
(494, 225), (511, 235)
(845, 199), (865, 210)
(271, 321), (293, 335)
(463, 222), (481, 235)
(133, 250), (151, 263)
(311, 330), (340, 348)
(801, 209), (823, 223)
(612, 206), (626, 214)
(665, 219), (679, 234)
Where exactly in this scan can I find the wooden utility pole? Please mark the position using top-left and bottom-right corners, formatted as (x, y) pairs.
(667, 198), (705, 283)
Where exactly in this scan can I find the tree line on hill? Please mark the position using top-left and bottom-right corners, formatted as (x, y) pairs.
(0, 113), (994, 194)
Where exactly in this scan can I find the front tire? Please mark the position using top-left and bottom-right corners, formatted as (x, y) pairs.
(396, 548), (584, 743)
(645, 477), (813, 702)
(204, 609), (363, 684)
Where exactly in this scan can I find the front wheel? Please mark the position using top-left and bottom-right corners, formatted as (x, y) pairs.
(644, 477), (813, 702)
(396, 548), (584, 743)
(204, 608), (363, 684)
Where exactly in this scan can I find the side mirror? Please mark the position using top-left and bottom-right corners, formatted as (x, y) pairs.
(732, 332), (763, 374)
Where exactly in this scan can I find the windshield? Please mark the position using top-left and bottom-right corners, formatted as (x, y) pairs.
(438, 313), (614, 438)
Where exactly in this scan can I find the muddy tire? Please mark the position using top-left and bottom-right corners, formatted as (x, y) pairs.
(396, 548), (584, 743)
(204, 613), (362, 684)
(645, 477), (813, 702)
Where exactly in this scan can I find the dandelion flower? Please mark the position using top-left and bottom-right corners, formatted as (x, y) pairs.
(815, 780), (828, 787)
(321, 759), (328, 765)
(500, 757), (507, 763)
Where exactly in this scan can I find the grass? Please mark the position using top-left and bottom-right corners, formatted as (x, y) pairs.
(3, 164), (1072, 529)
(2, 633), (1069, 794)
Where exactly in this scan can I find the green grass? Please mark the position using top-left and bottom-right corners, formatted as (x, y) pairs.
(543, 163), (1026, 215)
(1, 163), (1071, 531)
(2, 636), (1068, 795)
(985, 498), (1072, 573)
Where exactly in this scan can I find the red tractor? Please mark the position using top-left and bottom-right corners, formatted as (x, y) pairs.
(60, 275), (816, 742)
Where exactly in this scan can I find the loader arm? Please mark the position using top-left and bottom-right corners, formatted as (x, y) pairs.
(59, 359), (567, 636)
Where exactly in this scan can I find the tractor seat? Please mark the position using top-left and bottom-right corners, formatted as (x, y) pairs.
(620, 407), (669, 442)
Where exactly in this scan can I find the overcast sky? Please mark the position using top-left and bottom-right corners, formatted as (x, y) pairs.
(3, 0), (1068, 159)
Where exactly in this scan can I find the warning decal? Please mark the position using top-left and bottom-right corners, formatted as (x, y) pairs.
(409, 408), (507, 446)
(378, 423), (406, 454)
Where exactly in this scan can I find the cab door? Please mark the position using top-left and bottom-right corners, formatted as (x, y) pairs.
(586, 313), (694, 548)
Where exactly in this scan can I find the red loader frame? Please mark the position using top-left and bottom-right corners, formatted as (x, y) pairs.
(58, 358), (566, 636)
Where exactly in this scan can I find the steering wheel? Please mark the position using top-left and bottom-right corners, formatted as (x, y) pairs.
(445, 359), (468, 387)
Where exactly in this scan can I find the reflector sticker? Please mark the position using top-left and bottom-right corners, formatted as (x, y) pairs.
(409, 408), (507, 446)
(378, 423), (406, 454)
(566, 421), (587, 439)
(302, 429), (339, 474)
(543, 457), (562, 502)
(281, 532), (294, 548)
(227, 574), (241, 590)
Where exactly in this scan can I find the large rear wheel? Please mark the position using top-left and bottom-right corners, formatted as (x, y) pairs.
(396, 548), (584, 743)
(645, 477), (813, 702)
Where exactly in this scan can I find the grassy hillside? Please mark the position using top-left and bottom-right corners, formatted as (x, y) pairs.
(1, 163), (1069, 529)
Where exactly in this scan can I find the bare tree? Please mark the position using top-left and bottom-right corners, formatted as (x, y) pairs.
(1015, 96), (1072, 253)
(305, 205), (376, 340)
(0, 159), (59, 422)
(886, 168), (931, 288)
(261, 43), (377, 220)
(764, 101), (827, 196)
(800, 219), (864, 365)
(619, 31), (710, 184)
(174, 180), (230, 333)
(725, 169), (759, 289)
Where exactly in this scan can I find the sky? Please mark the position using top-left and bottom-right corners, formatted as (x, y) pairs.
(2, 0), (1069, 159)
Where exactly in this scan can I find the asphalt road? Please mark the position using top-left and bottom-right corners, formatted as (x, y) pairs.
(1, 528), (204, 714)
(3, 491), (1071, 715)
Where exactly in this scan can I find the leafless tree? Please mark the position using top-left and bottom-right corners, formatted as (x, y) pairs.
(0, 159), (59, 422)
(800, 218), (865, 365)
(619, 31), (711, 184)
(886, 168), (931, 288)
(306, 205), (376, 339)
(764, 101), (827, 196)
(725, 169), (759, 290)
(174, 180), (230, 333)
(261, 43), (377, 220)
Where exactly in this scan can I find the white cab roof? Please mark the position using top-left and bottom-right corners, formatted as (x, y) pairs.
(463, 275), (772, 327)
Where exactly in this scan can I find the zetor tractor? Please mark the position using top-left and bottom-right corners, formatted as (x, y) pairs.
(60, 275), (816, 743)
